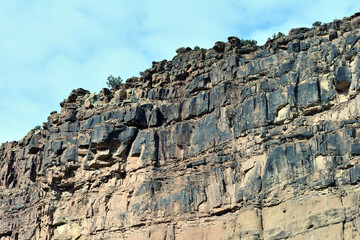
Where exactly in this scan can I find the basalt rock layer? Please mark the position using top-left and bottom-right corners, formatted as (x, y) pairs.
(2, 13), (360, 240)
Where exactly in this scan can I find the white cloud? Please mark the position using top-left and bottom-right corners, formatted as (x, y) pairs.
(1, 0), (360, 143)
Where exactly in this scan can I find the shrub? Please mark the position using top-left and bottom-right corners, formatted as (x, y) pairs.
(33, 125), (41, 130)
(240, 39), (258, 46)
(272, 32), (285, 39)
(277, 32), (285, 38)
(106, 75), (123, 88)
(312, 21), (322, 27)
(193, 45), (200, 51)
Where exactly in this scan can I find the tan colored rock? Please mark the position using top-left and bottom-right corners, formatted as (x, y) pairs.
(2, 12), (360, 240)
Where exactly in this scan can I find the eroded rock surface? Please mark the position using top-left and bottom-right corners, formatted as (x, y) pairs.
(1, 13), (360, 240)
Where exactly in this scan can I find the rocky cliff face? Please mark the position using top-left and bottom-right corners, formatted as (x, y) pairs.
(2, 13), (360, 240)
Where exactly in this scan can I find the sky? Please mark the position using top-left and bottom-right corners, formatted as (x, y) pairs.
(1, 0), (360, 144)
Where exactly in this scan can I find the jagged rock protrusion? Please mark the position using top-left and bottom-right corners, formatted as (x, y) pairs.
(1, 12), (360, 240)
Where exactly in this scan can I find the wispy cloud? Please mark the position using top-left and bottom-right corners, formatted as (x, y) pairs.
(1, 0), (360, 143)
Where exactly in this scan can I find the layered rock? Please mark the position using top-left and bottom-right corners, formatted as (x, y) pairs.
(1, 13), (360, 240)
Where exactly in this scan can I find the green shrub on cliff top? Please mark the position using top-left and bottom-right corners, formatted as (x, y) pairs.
(240, 39), (258, 46)
(312, 21), (322, 27)
(106, 75), (123, 88)
(272, 32), (285, 39)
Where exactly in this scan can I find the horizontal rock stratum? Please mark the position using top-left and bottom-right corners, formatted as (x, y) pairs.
(2, 13), (360, 240)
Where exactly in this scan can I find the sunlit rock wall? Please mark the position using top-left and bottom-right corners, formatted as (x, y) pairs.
(1, 12), (360, 240)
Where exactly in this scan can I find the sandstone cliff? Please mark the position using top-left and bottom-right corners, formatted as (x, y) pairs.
(2, 13), (360, 240)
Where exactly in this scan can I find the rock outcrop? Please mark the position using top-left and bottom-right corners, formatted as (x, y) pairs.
(1, 13), (360, 240)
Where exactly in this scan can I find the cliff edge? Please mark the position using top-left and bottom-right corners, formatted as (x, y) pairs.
(1, 13), (360, 240)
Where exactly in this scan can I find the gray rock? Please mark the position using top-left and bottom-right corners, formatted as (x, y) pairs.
(334, 64), (352, 90)
(213, 41), (226, 52)
(80, 115), (102, 130)
(181, 92), (210, 120)
(296, 78), (320, 108)
(124, 106), (147, 127)
(28, 135), (43, 154)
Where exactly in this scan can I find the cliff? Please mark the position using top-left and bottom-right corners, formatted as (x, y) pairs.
(1, 13), (360, 240)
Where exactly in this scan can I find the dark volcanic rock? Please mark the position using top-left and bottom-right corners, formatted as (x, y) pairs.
(1, 12), (360, 240)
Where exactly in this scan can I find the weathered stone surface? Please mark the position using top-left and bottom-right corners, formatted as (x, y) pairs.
(1, 12), (360, 239)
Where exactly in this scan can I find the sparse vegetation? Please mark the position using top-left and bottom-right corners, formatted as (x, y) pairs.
(272, 32), (285, 39)
(106, 75), (123, 88)
(312, 21), (322, 27)
(193, 45), (201, 51)
(33, 125), (41, 130)
(240, 39), (258, 46)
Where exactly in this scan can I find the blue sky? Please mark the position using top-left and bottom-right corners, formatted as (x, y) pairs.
(1, 0), (360, 144)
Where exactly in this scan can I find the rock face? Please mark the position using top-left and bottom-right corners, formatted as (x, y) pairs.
(2, 13), (360, 240)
